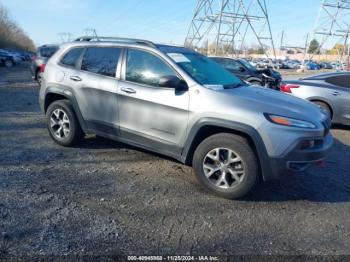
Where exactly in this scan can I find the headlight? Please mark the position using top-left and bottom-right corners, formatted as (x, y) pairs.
(264, 113), (316, 129)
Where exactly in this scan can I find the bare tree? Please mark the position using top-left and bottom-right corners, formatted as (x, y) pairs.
(0, 3), (35, 51)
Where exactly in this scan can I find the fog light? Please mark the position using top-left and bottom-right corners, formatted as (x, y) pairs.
(300, 140), (315, 150)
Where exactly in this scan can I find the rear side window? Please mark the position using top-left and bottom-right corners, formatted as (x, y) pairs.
(60, 48), (84, 67)
(325, 75), (350, 88)
(81, 47), (121, 77)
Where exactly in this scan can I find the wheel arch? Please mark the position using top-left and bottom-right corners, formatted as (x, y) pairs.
(307, 97), (334, 118)
(44, 87), (88, 132)
(182, 118), (274, 181)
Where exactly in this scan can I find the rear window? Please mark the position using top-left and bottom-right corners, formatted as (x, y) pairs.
(60, 48), (84, 67)
(325, 75), (350, 88)
(39, 47), (58, 58)
(81, 47), (121, 77)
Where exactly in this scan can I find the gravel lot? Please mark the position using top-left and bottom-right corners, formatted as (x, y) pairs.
(1, 63), (350, 258)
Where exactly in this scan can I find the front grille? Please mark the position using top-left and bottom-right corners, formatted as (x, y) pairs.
(322, 118), (331, 136)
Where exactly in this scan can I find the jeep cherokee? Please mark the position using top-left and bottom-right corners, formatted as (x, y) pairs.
(39, 36), (333, 199)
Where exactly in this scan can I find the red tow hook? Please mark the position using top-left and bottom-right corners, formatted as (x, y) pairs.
(316, 160), (325, 168)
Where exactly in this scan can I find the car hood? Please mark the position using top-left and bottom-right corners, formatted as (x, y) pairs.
(216, 85), (325, 122)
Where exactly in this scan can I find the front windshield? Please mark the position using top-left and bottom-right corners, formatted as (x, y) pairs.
(239, 59), (257, 71)
(167, 52), (242, 87)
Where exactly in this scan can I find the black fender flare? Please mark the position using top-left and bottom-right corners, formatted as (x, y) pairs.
(44, 85), (88, 132)
(182, 118), (275, 181)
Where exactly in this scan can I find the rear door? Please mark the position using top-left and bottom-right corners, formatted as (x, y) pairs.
(117, 48), (189, 155)
(64, 46), (122, 135)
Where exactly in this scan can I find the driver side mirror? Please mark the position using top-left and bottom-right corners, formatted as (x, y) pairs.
(239, 66), (246, 72)
(159, 75), (188, 91)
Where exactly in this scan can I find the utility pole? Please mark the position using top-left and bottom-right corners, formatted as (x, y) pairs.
(279, 30), (284, 56)
(185, 0), (276, 58)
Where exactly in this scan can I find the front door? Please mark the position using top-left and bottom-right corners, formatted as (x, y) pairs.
(118, 48), (189, 155)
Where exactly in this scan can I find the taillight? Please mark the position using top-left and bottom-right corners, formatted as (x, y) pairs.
(280, 84), (300, 93)
(39, 64), (46, 73)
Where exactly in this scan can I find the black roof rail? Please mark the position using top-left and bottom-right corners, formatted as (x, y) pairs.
(74, 36), (157, 48)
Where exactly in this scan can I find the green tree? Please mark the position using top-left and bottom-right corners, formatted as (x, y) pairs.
(308, 39), (320, 54)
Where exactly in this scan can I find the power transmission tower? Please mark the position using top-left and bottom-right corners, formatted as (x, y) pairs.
(306, 0), (350, 62)
(185, 0), (276, 58)
(58, 32), (73, 43)
(84, 28), (99, 38)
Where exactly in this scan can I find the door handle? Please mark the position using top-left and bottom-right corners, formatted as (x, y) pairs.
(121, 87), (136, 94)
(332, 91), (341, 96)
(70, 76), (82, 82)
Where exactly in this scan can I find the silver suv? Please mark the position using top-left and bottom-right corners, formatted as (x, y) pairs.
(39, 36), (333, 199)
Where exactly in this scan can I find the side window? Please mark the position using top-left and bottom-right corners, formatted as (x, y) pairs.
(225, 60), (241, 71)
(81, 47), (121, 77)
(126, 49), (177, 87)
(325, 75), (350, 88)
(60, 48), (84, 67)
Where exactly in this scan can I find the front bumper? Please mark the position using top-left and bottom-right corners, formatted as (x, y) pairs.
(266, 133), (333, 179)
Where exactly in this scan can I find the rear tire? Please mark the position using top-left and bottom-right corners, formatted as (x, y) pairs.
(192, 133), (259, 199)
(46, 100), (84, 147)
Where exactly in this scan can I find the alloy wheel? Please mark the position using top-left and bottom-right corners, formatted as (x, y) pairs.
(50, 109), (70, 139)
(203, 148), (245, 189)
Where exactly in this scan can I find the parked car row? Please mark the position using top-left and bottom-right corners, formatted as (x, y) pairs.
(37, 36), (333, 200)
(0, 49), (32, 67)
(245, 57), (349, 71)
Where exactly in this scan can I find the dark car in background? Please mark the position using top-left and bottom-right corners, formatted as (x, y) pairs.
(0, 49), (20, 67)
(319, 62), (333, 69)
(281, 72), (350, 125)
(210, 57), (282, 89)
(31, 44), (59, 84)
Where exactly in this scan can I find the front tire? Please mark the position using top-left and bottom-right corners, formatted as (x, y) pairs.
(46, 100), (83, 146)
(192, 133), (259, 199)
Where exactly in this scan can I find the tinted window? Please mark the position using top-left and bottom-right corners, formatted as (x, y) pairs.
(126, 49), (177, 87)
(325, 75), (350, 88)
(81, 47), (121, 77)
(60, 48), (83, 67)
(168, 52), (241, 86)
(39, 47), (58, 58)
(224, 59), (241, 71)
